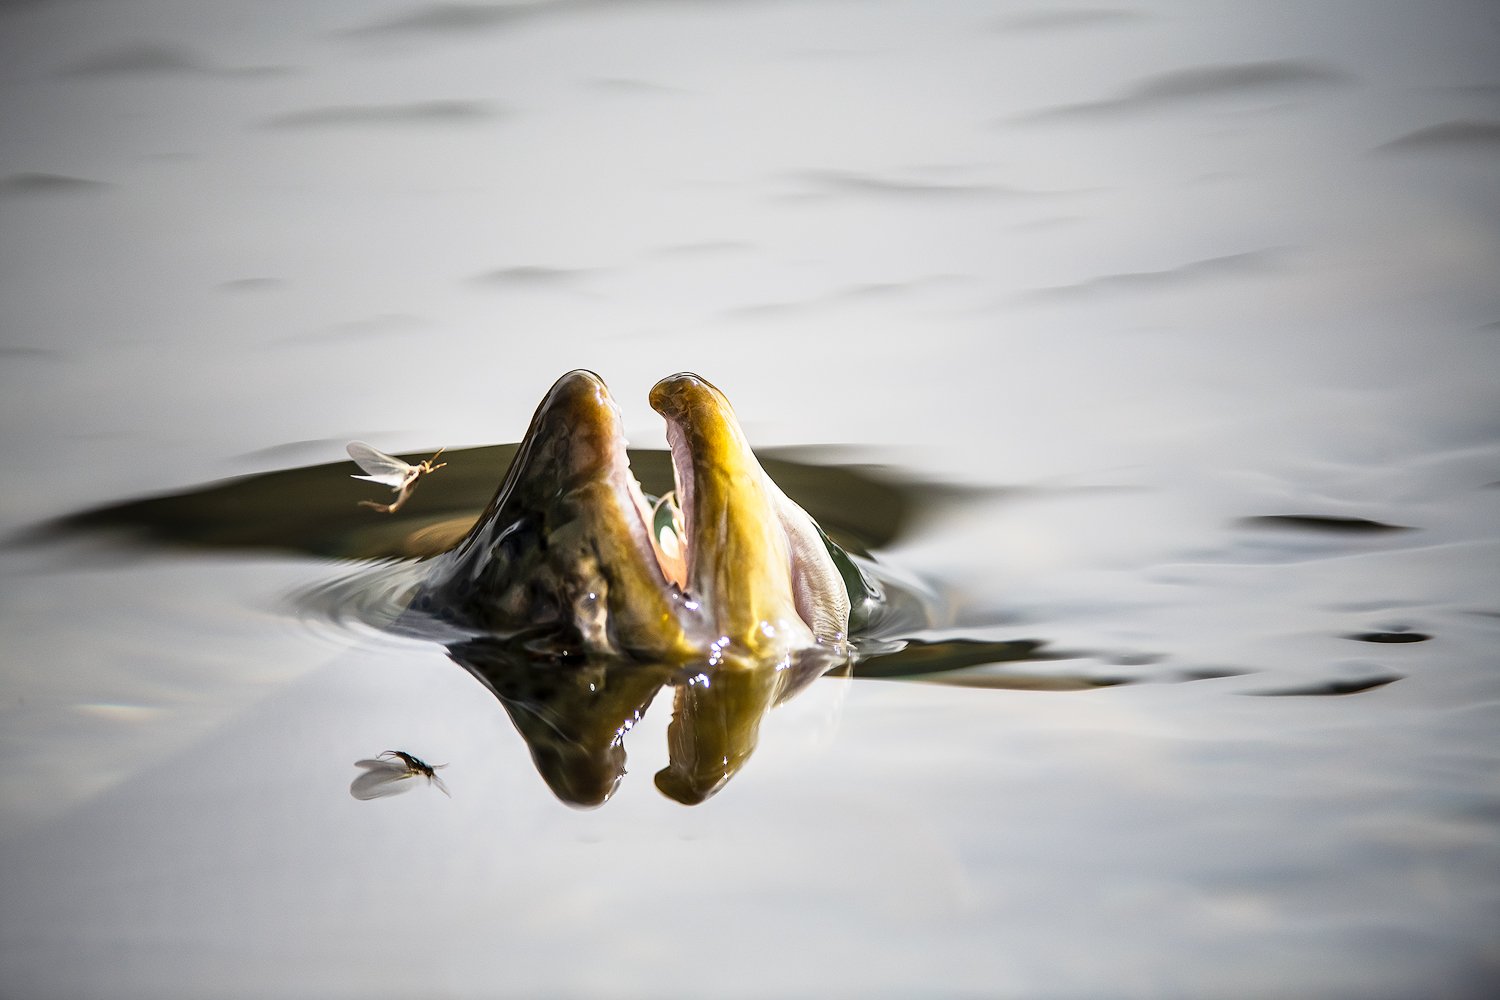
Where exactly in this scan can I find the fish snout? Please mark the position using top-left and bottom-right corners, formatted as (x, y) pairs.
(649, 372), (736, 430)
(526, 369), (632, 480)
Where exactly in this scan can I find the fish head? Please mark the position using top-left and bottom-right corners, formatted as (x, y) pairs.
(417, 370), (849, 663)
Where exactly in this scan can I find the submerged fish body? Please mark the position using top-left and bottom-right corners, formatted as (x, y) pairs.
(414, 370), (852, 667)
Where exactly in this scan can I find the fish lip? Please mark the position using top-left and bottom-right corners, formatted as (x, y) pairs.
(649, 372), (725, 588)
(652, 387), (699, 583)
(649, 372), (789, 631)
(564, 370), (677, 589)
(564, 370), (692, 597)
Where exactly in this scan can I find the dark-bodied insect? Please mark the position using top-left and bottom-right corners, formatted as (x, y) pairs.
(347, 441), (447, 514)
(349, 750), (450, 800)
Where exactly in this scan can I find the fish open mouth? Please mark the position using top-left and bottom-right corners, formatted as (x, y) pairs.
(420, 370), (850, 661)
(406, 370), (860, 803)
(646, 491), (687, 588)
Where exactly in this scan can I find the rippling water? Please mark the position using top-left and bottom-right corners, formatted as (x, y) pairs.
(2, 1), (1498, 997)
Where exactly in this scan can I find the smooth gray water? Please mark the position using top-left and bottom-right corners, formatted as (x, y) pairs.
(2, 2), (1499, 997)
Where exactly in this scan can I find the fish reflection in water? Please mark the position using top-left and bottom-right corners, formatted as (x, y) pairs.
(350, 750), (450, 800)
(448, 636), (847, 807)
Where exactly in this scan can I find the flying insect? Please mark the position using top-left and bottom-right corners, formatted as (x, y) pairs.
(347, 441), (446, 514)
(349, 750), (451, 799)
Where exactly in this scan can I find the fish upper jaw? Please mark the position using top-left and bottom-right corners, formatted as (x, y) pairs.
(427, 370), (703, 659)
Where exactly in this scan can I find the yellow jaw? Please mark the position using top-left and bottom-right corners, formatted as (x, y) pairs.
(651, 373), (850, 655)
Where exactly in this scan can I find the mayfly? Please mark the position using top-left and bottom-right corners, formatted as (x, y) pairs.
(349, 750), (450, 800)
(347, 440), (446, 514)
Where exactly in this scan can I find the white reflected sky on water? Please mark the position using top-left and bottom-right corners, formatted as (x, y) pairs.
(1, 0), (1499, 996)
(3, 635), (1497, 998)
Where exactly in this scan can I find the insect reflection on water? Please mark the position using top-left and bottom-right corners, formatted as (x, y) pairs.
(346, 441), (447, 514)
(349, 750), (450, 800)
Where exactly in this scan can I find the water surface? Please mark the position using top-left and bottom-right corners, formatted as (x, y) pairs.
(2, 1), (1498, 997)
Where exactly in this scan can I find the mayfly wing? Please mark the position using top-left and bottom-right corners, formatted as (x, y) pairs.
(347, 441), (417, 489)
(357, 751), (451, 798)
(349, 758), (417, 800)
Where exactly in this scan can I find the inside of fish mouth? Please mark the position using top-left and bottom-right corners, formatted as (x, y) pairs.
(642, 484), (687, 589)
(597, 403), (692, 591)
(598, 390), (696, 591)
